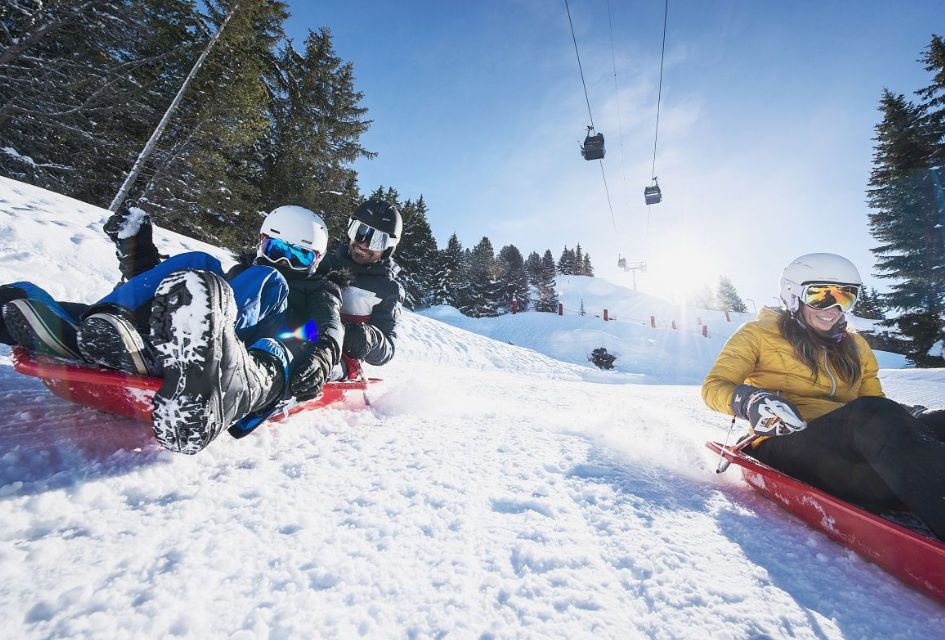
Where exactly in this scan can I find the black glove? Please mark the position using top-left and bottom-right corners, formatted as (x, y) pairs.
(105, 203), (161, 280)
(288, 341), (334, 401)
(343, 323), (383, 360)
(105, 201), (154, 242)
(904, 403), (928, 418)
(732, 384), (807, 436)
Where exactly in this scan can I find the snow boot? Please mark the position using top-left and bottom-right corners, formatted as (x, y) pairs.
(2, 298), (82, 360)
(0, 286), (28, 346)
(78, 311), (160, 376)
(149, 269), (287, 454)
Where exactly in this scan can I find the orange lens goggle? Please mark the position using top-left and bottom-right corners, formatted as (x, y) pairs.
(801, 283), (860, 312)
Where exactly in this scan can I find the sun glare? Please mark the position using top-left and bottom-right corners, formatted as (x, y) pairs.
(636, 245), (720, 305)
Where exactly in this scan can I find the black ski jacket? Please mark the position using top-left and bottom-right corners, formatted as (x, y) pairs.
(228, 254), (345, 365)
(316, 243), (404, 366)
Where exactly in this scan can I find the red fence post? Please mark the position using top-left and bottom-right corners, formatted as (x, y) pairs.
(671, 320), (677, 330)
(558, 303), (563, 316)
(511, 299), (518, 314)
(702, 325), (709, 337)
(603, 309), (609, 321)
(724, 310), (731, 322)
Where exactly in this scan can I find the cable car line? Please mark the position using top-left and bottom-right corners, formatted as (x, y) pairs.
(644, 0), (668, 206)
(651, 0), (668, 178)
(564, 0), (616, 233)
(564, 0), (595, 128)
(566, 0), (605, 161)
(606, 0), (627, 181)
(599, 160), (618, 234)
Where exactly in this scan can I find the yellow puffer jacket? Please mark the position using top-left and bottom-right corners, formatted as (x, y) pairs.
(702, 308), (884, 423)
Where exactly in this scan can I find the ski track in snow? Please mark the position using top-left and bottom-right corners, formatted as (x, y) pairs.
(2, 177), (945, 638)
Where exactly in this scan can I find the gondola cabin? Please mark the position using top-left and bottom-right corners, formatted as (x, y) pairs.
(581, 128), (605, 161)
(644, 178), (662, 205)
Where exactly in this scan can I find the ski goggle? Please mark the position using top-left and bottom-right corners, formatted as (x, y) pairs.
(346, 218), (396, 252)
(258, 235), (320, 271)
(800, 283), (860, 312)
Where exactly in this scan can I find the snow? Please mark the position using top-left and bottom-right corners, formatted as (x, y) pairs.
(115, 206), (151, 240)
(153, 270), (216, 366)
(420, 282), (910, 381)
(928, 340), (945, 360)
(1, 176), (945, 637)
(2, 147), (36, 167)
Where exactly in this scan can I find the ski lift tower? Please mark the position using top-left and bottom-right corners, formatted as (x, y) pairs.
(618, 257), (647, 291)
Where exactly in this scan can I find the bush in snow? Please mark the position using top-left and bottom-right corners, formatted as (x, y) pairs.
(590, 347), (616, 370)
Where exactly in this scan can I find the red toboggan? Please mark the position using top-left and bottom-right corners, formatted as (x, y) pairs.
(707, 440), (945, 607)
(11, 346), (376, 425)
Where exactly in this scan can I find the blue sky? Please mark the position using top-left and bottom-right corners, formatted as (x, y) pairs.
(284, 1), (942, 308)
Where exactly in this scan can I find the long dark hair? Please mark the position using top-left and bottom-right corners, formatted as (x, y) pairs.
(778, 309), (861, 386)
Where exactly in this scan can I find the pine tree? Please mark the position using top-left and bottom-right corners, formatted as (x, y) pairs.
(582, 252), (594, 277)
(852, 287), (886, 320)
(434, 233), (465, 307)
(0, 0), (377, 254)
(396, 196), (439, 309)
(134, 0), (290, 249)
(462, 237), (500, 316)
(0, 0), (200, 205)
(574, 244), (584, 275)
(524, 251), (543, 308)
(867, 89), (945, 365)
(716, 276), (748, 313)
(457, 246), (475, 311)
(368, 185), (401, 209)
(536, 249), (559, 312)
(258, 26), (372, 239)
(917, 35), (945, 163)
(496, 244), (529, 312)
(558, 246), (576, 275)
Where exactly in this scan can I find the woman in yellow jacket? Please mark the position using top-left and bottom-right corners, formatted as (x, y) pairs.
(703, 253), (945, 538)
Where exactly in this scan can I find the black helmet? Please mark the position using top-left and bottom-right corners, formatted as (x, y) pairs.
(347, 199), (403, 259)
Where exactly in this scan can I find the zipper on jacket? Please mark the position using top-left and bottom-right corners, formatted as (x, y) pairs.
(822, 350), (837, 396)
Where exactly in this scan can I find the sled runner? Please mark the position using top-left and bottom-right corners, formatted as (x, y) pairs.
(707, 440), (945, 607)
(11, 346), (377, 426)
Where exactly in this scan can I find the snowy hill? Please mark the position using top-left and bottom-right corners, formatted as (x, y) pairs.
(2, 176), (945, 638)
(421, 276), (909, 381)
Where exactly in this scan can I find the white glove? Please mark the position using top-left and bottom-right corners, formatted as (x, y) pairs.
(732, 385), (807, 437)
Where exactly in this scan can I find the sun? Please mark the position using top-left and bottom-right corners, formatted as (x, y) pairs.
(634, 243), (721, 304)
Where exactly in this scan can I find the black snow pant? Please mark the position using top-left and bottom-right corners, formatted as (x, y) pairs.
(752, 396), (945, 539)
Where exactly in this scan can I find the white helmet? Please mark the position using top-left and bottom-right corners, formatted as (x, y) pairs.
(257, 205), (329, 274)
(779, 253), (862, 313)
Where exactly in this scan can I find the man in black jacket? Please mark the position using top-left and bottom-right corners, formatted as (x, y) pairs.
(0, 204), (343, 455)
(317, 199), (405, 376)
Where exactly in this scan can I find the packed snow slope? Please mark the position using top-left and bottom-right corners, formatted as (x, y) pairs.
(420, 280), (908, 382)
(1, 176), (944, 639)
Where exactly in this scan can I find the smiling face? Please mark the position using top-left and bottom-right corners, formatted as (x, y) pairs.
(801, 303), (843, 332)
(348, 238), (384, 265)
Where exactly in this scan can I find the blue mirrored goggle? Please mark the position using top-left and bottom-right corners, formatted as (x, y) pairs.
(259, 235), (319, 270)
(347, 219), (395, 252)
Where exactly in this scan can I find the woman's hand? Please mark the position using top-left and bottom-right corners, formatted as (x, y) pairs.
(732, 385), (807, 436)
